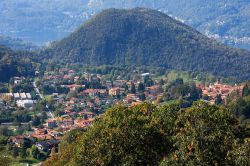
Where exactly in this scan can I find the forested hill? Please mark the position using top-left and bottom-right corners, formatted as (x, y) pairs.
(0, 45), (35, 82)
(1, 0), (249, 49)
(42, 8), (250, 81)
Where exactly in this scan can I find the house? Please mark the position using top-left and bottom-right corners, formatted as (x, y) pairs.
(141, 73), (150, 77)
(62, 118), (74, 126)
(82, 89), (107, 97)
(109, 88), (120, 96)
(35, 70), (40, 76)
(13, 93), (20, 100)
(14, 77), (25, 84)
(62, 84), (84, 91)
(131, 101), (143, 106)
(10, 136), (26, 148)
(36, 141), (51, 152)
(16, 100), (34, 108)
(50, 132), (63, 138)
(83, 119), (95, 127)
(147, 85), (162, 95)
(9, 136), (34, 148)
(113, 80), (127, 87)
(74, 76), (80, 82)
(74, 118), (95, 127)
(20, 93), (27, 100)
(47, 120), (57, 128)
(94, 97), (102, 105)
(78, 111), (95, 119)
(68, 70), (75, 74)
(57, 118), (74, 126)
(86, 101), (95, 108)
(124, 94), (138, 104)
(26, 93), (32, 99)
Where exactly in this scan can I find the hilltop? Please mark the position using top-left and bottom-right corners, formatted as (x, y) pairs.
(43, 8), (250, 81)
(0, 0), (249, 49)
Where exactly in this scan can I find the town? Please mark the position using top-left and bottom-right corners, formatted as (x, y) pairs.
(0, 68), (246, 162)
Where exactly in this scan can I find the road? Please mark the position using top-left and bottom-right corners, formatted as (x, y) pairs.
(33, 80), (54, 119)
(33, 81), (43, 99)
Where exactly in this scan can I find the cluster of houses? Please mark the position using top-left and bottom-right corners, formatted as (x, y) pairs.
(30, 69), (164, 136)
(47, 116), (95, 129)
(42, 69), (164, 109)
(0, 92), (34, 108)
(6, 69), (165, 154)
(197, 82), (244, 104)
(9, 128), (61, 152)
(8, 69), (246, 156)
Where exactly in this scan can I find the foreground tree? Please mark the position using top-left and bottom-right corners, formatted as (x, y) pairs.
(160, 102), (242, 165)
(43, 103), (178, 166)
(226, 141), (250, 165)
(0, 155), (12, 166)
(43, 102), (249, 166)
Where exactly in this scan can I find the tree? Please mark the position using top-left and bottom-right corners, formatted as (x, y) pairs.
(161, 102), (238, 165)
(226, 142), (250, 166)
(123, 83), (129, 93)
(137, 82), (145, 92)
(159, 79), (164, 85)
(144, 76), (154, 87)
(12, 146), (19, 158)
(138, 93), (146, 101)
(215, 94), (223, 105)
(32, 115), (41, 127)
(0, 83), (8, 93)
(0, 126), (11, 136)
(50, 147), (56, 161)
(66, 90), (77, 99)
(242, 83), (250, 97)
(43, 103), (178, 166)
(20, 146), (27, 158)
(44, 102), (250, 165)
(130, 83), (136, 94)
(0, 155), (12, 166)
(31, 145), (39, 159)
(188, 83), (202, 101)
(228, 96), (250, 125)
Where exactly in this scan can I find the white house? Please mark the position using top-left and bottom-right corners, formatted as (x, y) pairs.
(16, 100), (34, 108)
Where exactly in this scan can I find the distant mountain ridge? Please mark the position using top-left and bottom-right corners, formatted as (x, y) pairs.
(0, 0), (249, 50)
(43, 8), (250, 81)
(0, 36), (38, 51)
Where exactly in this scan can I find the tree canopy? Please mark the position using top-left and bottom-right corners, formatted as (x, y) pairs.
(43, 102), (250, 166)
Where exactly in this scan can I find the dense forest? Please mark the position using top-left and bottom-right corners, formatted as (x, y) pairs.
(42, 8), (250, 81)
(0, 45), (35, 82)
(43, 102), (250, 166)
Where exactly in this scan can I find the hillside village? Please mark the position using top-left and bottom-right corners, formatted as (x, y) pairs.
(0, 67), (246, 161)
(197, 82), (244, 104)
(0, 2), (250, 165)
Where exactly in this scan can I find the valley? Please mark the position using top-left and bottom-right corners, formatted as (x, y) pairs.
(0, 6), (250, 166)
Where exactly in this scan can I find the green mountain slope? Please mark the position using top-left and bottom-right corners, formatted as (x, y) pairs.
(0, 45), (35, 82)
(43, 8), (250, 81)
